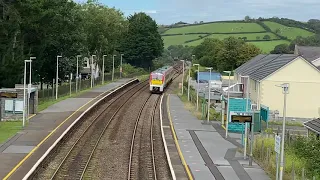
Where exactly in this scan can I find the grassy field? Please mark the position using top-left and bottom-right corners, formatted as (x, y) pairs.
(163, 34), (203, 48)
(250, 40), (290, 53)
(207, 32), (278, 40)
(0, 121), (22, 144)
(161, 20), (315, 53)
(263, 21), (314, 39)
(164, 22), (265, 34)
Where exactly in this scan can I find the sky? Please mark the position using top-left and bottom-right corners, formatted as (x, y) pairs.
(75, 0), (320, 25)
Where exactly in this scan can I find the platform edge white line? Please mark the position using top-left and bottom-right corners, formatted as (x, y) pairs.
(160, 94), (177, 180)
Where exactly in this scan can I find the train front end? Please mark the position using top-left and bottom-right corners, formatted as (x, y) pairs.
(149, 72), (165, 93)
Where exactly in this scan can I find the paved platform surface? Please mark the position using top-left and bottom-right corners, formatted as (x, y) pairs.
(167, 94), (270, 180)
(0, 78), (135, 179)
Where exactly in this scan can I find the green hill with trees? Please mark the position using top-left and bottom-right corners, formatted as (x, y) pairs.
(160, 17), (318, 53)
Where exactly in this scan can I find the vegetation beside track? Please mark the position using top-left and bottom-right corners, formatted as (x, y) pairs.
(252, 133), (320, 180)
(268, 120), (304, 127)
(0, 121), (22, 144)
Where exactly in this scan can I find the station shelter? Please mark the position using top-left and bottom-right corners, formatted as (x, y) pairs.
(0, 84), (38, 121)
(222, 97), (269, 133)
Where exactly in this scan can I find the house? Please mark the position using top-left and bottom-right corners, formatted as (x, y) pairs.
(294, 45), (320, 68)
(304, 118), (320, 138)
(234, 54), (320, 120)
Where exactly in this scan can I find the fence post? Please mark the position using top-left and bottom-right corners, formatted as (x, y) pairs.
(69, 73), (72, 96)
(291, 162), (295, 180)
(261, 140), (264, 160)
(301, 168), (305, 180)
(52, 79), (55, 98)
(267, 147), (271, 164)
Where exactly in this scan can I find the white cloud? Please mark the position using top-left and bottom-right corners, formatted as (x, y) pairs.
(144, 10), (157, 14)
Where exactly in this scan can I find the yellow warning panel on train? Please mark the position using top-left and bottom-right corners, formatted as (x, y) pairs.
(151, 79), (163, 85)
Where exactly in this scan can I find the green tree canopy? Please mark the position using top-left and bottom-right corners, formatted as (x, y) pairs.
(192, 37), (261, 71)
(121, 12), (164, 69)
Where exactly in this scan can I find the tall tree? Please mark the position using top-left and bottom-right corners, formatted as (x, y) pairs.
(192, 37), (261, 72)
(121, 12), (163, 69)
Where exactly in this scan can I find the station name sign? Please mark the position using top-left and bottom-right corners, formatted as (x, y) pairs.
(231, 115), (252, 123)
(0, 92), (18, 98)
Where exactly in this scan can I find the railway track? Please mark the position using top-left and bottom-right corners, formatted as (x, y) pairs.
(127, 66), (183, 180)
(31, 80), (148, 180)
(127, 94), (161, 180)
(30, 61), (184, 180)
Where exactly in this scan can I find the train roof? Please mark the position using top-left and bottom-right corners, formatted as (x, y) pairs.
(151, 65), (173, 74)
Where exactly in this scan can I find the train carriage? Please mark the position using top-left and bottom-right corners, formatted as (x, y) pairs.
(149, 66), (174, 93)
(149, 61), (185, 93)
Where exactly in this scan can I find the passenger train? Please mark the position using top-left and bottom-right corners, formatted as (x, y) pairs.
(149, 61), (184, 93)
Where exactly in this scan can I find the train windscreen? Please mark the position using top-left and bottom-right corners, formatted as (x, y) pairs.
(150, 73), (163, 85)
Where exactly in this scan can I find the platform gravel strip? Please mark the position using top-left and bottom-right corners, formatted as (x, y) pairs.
(224, 148), (252, 180)
(189, 130), (225, 180)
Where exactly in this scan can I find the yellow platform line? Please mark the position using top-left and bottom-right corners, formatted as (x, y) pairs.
(167, 94), (193, 180)
(28, 114), (36, 119)
(3, 92), (107, 180)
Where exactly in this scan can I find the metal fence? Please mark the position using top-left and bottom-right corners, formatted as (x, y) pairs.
(181, 82), (221, 121)
(253, 132), (318, 180)
(38, 72), (143, 104)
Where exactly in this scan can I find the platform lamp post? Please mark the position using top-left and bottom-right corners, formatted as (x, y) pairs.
(205, 67), (212, 123)
(112, 54), (116, 81)
(276, 83), (289, 180)
(193, 63), (200, 111)
(187, 60), (192, 101)
(120, 54), (124, 78)
(102, 55), (107, 84)
(27, 57), (35, 121)
(76, 55), (81, 93)
(223, 71), (232, 138)
(56, 55), (62, 100)
(91, 55), (96, 88)
(240, 75), (250, 159)
(180, 60), (185, 95)
(23, 59), (31, 127)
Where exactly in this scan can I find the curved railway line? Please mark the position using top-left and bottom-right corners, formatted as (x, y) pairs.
(127, 94), (161, 180)
(29, 61), (184, 180)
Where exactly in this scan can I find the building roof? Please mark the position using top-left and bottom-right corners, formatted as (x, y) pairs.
(295, 45), (320, 62)
(235, 54), (300, 81)
(197, 72), (222, 81)
(304, 118), (320, 134)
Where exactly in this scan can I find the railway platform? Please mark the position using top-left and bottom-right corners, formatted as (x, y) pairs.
(0, 78), (137, 180)
(165, 94), (270, 180)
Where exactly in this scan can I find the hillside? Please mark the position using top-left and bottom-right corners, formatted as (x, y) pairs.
(161, 20), (315, 53)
